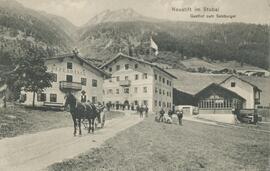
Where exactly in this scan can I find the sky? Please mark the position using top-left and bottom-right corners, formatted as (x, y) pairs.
(16, 0), (270, 26)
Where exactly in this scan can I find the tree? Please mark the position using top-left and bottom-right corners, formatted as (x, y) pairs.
(13, 47), (53, 107)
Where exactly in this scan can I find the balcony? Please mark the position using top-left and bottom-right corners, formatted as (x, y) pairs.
(59, 81), (82, 91)
(119, 80), (131, 87)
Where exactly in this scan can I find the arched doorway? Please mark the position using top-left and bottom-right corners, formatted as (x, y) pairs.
(124, 100), (130, 110)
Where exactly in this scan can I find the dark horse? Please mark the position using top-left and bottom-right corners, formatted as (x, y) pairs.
(64, 93), (98, 136)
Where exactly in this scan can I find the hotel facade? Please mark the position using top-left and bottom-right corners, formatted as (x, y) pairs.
(100, 53), (177, 112)
(20, 53), (108, 108)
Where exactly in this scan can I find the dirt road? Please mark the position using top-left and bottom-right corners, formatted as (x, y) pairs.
(0, 111), (142, 171)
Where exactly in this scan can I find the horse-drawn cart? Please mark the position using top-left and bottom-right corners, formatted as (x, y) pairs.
(81, 110), (106, 130)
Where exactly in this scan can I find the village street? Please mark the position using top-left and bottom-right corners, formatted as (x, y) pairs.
(0, 111), (142, 171)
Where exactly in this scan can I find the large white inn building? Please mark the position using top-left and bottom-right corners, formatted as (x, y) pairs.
(20, 53), (108, 108)
(101, 53), (177, 112)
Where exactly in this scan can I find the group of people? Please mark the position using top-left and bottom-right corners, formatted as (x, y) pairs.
(137, 105), (149, 118)
(105, 102), (141, 112)
(158, 108), (183, 125)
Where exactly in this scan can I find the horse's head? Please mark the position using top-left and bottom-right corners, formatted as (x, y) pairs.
(64, 93), (77, 110)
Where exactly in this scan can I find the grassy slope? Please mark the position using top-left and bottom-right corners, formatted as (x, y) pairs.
(0, 107), (71, 139)
(0, 107), (124, 139)
(48, 115), (269, 171)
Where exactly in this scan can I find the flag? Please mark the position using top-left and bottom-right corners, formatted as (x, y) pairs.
(150, 37), (158, 55)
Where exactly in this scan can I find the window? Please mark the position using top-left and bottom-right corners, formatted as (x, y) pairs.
(231, 82), (236, 87)
(167, 80), (169, 85)
(163, 102), (166, 107)
(125, 64), (129, 70)
(155, 100), (157, 106)
(67, 62), (72, 69)
(125, 76), (129, 80)
(116, 65), (120, 71)
(81, 78), (87, 86)
(159, 89), (162, 94)
(134, 87), (138, 93)
(124, 88), (129, 94)
(37, 93), (46, 102)
(135, 64), (138, 69)
(159, 101), (161, 107)
(116, 89), (119, 94)
(92, 79), (97, 87)
(135, 74), (139, 80)
(20, 94), (27, 102)
(143, 87), (147, 93)
(155, 74), (157, 80)
(66, 75), (73, 82)
(50, 94), (57, 102)
(51, 73), (57, 82)
(162, 78), (165, 83)
(107, 89), (113, 94)
(159, 76), (162, 82)
(167, 91), (169, 96)
(163, 90), (165, 95)
(109, 67), (112, 72)
(143, 100), (148, 105)
(143, 73), (148, 79)
(155, 88), (158, 93)
(92, 96), (97, 104)
(116, 76), (120, 81)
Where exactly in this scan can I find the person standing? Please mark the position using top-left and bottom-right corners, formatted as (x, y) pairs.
(145, 105), (149, 117)
(176, 109), (183, 125)
(80, 90), (87, 103)
(168, 109), (173, 118)
(139, 105), (144, 118)
(159, 108), (165, 122)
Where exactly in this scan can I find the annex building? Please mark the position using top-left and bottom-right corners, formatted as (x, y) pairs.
(100, 53), (177, 112)
(193, 75), (262, 123)
(20, 52), (108, 108)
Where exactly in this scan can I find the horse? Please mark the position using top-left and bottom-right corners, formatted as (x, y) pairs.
(64, 93), (98, 136)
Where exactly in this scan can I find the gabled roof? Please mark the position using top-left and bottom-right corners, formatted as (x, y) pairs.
(194, 83), (245, 101)
(219, 75), (262, 92)
(47, 53), (110, 78)
(100, 53), (177, 79)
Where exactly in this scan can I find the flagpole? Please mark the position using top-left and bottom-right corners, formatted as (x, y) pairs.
(149, 35), (152, 56)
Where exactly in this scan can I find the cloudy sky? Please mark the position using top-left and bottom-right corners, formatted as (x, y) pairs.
(17, 0), (270, 26)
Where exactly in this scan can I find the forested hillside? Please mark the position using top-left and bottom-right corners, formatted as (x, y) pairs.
(0, 1), (268, 71)
(0, 0), (75, 68)
(79, 19), (269, 69)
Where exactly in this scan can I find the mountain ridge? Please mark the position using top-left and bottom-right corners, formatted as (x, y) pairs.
(0, 1), (268, 71)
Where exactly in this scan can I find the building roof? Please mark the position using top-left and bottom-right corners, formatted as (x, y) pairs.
(100, 53), (177, 79)
(194, 83), (246, 101)
(47, 53), (110, 78)
(219, 75), (262, 92)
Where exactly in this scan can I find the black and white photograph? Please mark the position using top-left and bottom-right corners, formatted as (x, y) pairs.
(0, 0), (269, 170)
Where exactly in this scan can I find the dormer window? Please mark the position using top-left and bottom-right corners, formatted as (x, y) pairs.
(67, 62), (72, 69)
(231, 82), (236, 87)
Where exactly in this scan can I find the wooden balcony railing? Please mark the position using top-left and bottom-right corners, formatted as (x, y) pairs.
(119, 80), (131, 87)
(59, 81), (82, 91)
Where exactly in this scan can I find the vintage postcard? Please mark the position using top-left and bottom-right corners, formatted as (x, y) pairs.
(0, 0), (269, 170)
